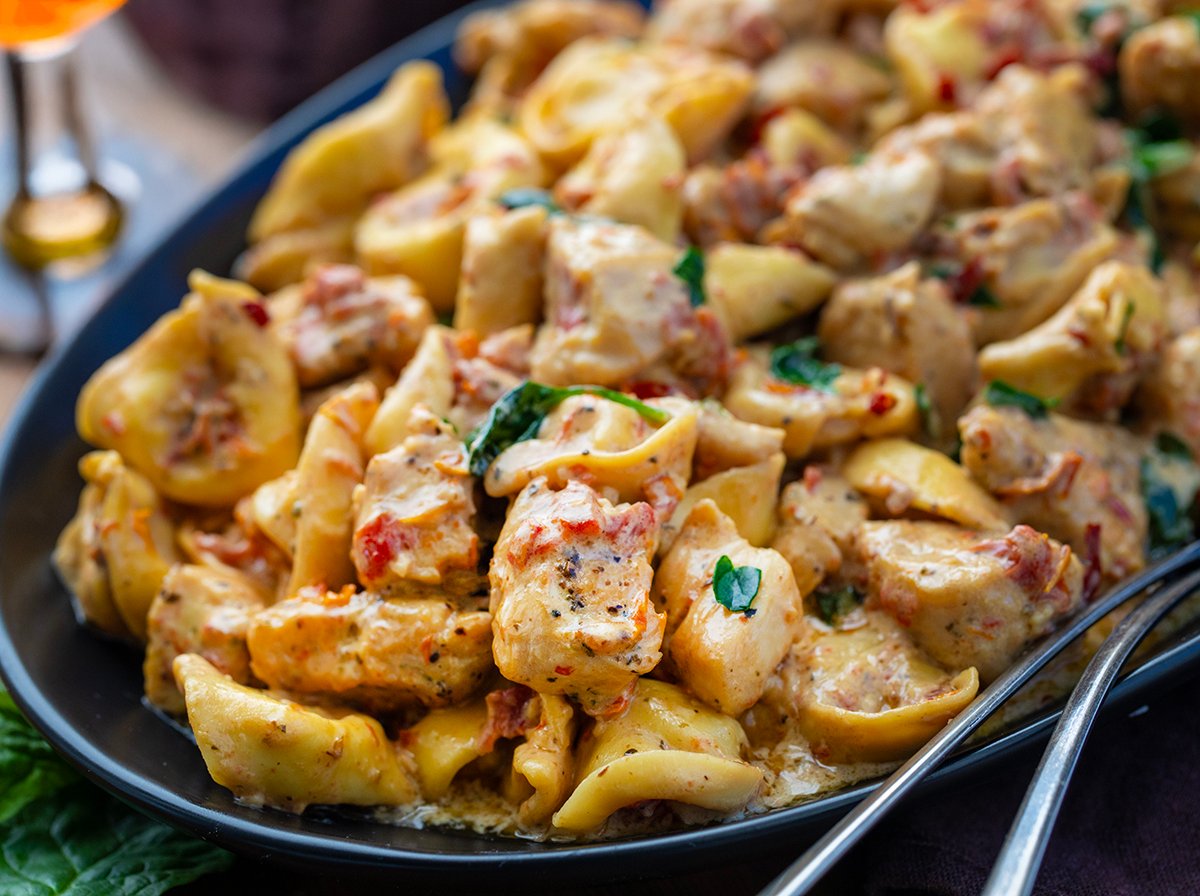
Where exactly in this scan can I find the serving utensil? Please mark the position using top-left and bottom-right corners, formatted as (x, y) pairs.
(758, 541), (1200, 896)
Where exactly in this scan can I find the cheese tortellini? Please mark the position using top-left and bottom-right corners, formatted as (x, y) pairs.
(55, 0), (1200, 845)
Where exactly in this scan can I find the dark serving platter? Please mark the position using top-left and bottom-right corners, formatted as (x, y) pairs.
(2, 0), (1200, 881)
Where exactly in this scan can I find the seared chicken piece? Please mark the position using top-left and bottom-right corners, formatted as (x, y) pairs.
(654, 500), (806, 715)
(770, 150), (941, 270)
(352, 407), (481, 598)
(1120, 15), (1200, 125)
(489, 479), (664, 717)
(531, 217), (730, 394)
(247, 589), (493, 713)
(959, 405), (1148, 579)
(771, 469), (867, 597)
(270, 264), (432, 389)
(144, 564), (266, 715)
(860, 520), (1084, 681)
(1139, 327), (1200, 458)
(818, 262), (976, 443)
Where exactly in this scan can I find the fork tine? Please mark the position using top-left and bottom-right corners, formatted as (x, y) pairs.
(757, 541), (1200, 896)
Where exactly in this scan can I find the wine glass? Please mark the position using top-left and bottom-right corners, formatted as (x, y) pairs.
(0, 0), (126, 272)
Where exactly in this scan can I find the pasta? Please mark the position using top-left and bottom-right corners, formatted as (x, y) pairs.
(53, 0), (1200, 840)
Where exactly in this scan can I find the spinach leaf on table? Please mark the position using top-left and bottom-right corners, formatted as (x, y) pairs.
(0, 689), (233, 895)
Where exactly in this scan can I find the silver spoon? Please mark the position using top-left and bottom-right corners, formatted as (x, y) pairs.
(758, 543), (1200, 896)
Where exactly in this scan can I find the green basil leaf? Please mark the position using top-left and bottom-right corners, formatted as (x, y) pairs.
(815, 585), (864, 626)
(0, 693), (77, 825)
(496, 187), (563, 215)
(1114, 299), (1136, 355)
(1131, 138), (1193, 181)
(712, 555), (761, 614)
(0, 782), (233, 896)
(966, 283), (1001, 308)
(914, 383), (937, 437)
(1141, 435), (1200, 558)
(466, 381), (670, 477)
(983, 381), (1060, 419)
(769, 337), (842, 393)
(1157, 431), (1194, 460)
(673, 246), (706, 308)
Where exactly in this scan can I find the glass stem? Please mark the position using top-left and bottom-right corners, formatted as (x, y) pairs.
(5, 51), (33, 200)
(60, 48), (100, 183)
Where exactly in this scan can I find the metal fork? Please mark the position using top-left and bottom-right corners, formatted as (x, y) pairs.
(758, 541), (1200, 896)
(980, 559), (1200, 895)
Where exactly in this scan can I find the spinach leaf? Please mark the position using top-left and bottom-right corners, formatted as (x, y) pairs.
(1140, 433), (1200, 558)
(914, 383), (938, 438)
(1123, 125), (1194, 273)
(0, 692), (77, 824)
(712, 555), (761, 614)
(965, 282), (1001, 308)
(0, 688), (233, 895)
(983, 381), (1059, 419)
(466, 381), (671, 477)
(673, 246), (706, 308)
(1114, 299), (1136, 355)
(815, 585), (864, 627)
(496, 187), (564, 216)
(0, 784), (233, 896)
(769, 337), (842, 393)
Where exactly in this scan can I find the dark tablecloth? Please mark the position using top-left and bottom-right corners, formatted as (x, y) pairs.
(178, 673), (1200, 896)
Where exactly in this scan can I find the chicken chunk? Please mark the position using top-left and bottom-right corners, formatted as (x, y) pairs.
(270, 264), (432, 389)
(818, 262), (976, 443)
(489, 479), (664, 717)
(770, 150), (941, 271)
(143, 565), (266, 715)
(654, 500), (806, 715)
(860, 520), (1084, 681)
(352, 407), (481, 598)
(531, 217), (730, 394)
(1120, 15), (1200, 125)
(1139, 327), (1200, 458)
(247, 589), (493, 713)
(771, 469), (867, 596)
(958, 405), (1148, 579)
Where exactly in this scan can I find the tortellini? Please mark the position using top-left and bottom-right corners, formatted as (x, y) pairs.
(551, 679), (763, 832)
(174, 654), (419, 812)
(77, 271), (301, 507)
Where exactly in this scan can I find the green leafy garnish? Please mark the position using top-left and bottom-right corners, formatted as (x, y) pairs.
(983, 381), (1060, 419)
(712, 555), (761, 614)
(1141, 433), (1200, 558)
(497, 187), (564, 215)
(0, 689), (233, 895)
(1114, 299), (1136, 355)
(815, 585), (864, 626)
(1123, 125), (1195, 273)
(769, 337), (842, 393)
(0, 692), (77, 824)
(965, 282), (1001, 308)
(1184, 10), (1200, 36)
(466, 381), (670, 477)
(1075, 2), (1108, 32)
(673, 246), (706, 307)
(914, 383), (938, 437)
